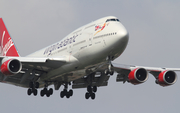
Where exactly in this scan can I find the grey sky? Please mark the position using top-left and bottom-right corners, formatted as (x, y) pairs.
(0, 0), (180, 113)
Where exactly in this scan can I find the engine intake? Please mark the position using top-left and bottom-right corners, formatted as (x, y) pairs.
(0, 59), (22, 76)
(128, 68), (148, 85)
(157, 70), (177, 86)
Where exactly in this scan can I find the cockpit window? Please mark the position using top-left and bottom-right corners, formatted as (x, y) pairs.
(106, 18), (120, 22)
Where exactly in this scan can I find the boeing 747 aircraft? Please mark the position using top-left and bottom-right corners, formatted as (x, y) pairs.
(0, 16), (178, 100)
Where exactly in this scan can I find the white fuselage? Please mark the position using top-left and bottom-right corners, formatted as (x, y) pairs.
(28, 16), (129, 82)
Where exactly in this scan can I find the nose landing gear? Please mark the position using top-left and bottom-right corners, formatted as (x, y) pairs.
(104, 56), (114, 75)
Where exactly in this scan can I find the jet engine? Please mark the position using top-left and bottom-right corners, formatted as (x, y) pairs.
(0, 59), (22, 76)
(128, 68), (148, 85)
(156, 70), (177, 86)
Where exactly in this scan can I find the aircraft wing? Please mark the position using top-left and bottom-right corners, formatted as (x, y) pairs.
(113, 63), (180, 86)
(72, 62), (180, 89)
(0, 56), (75, 87)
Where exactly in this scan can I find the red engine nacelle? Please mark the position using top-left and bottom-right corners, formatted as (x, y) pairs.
(156, 70), (177, 86)
(0, 59), (22, 76)
(128, 68), (148, 85)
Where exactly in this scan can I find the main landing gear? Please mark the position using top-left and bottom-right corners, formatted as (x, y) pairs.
(40, 87), (53, 97)
(40, 82), (54, 97)
(85, 85), (97, 100)
(27, 81), (74, 98)
(27, 81), (54, 97)
(60, 83), (73, 99)
(83, 73), (98, 100)
(27, 81), (39, 96)
(60, 89), (73, 98)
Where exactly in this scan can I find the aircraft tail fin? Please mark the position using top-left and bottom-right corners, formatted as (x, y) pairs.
(0, 18), (20, 57)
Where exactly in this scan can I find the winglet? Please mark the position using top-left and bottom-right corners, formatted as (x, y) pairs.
(0, 18), (20, 57)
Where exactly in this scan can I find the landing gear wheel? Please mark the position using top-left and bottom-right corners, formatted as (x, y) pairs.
(40, 87), (48, 97)
(40, 90), (45, 97)
(49, 88), (53, 95)
(33, 89), (38, 96)
(93, 86), (97, 92)
(60, 91), (65, 98)
(46, 91), (50, 97)
(62, 89), (70, 98)
(69, 89), (73, 96)
(27, 88), (32, 96)
(66, 93), (70, 98)
(85, 92), (90, 99)
(91, 93), (95, 100)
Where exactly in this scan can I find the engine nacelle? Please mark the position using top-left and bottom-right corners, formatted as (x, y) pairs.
(156, 70), (177, 86)
(0, 59), (22, 76)
(128, 68), (148, 85)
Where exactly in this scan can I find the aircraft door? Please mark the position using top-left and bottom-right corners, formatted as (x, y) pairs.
(69, 45), (72, 54)
(89, 34), (93, 46)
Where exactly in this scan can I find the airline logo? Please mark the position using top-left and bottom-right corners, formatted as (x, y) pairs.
(44, 35), (78, 56)
(0, 18), (19, 57)
(94, 22), (109, 35)
(0, 31), (14, 56)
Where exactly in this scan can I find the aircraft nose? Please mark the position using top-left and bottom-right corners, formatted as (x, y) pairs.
(118, 26), (129, 42)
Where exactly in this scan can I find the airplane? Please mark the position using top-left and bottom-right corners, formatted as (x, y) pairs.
(0, 16), (179, 100)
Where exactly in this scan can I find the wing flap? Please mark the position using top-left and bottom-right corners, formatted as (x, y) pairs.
(72, 74), (110, 89)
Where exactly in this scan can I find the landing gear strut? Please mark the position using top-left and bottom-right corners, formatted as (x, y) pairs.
(104, 56), (114, 75)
